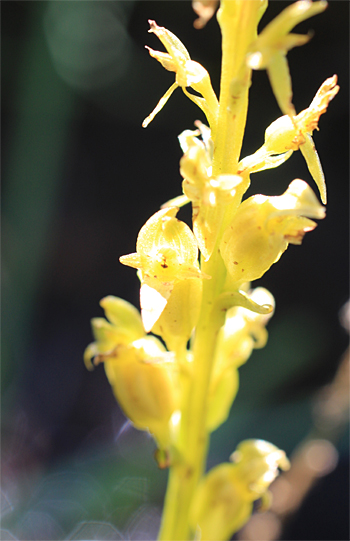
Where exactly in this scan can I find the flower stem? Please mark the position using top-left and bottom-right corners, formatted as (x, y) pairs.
(158, 252), (227, 541)
(158, 3), (266, 539)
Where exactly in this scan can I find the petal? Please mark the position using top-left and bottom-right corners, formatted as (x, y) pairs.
(161, 194), (190, 209)
(135, 207), (204, 282)
(238, 147), (293, 175)
(152, 278), (203, 353)
(145, 47), (176, 72)
(266, 50), (295, 116)
(300, 74), (339, 132)
(104, 336), (178, 449)
(269, 178), (326, 219)
(264, 114), (299, 154)
(214, 289), (274, 316)
(142, 82), (178, 128)
(190, 463), (252, 541)
(140, 280), (173, 332)
(119, 252), (143, 270)
(100, 296), (144, 340)
(148, 20), (191, 64)
(91, 317), (132, 351)
(299, 134), (326, 203)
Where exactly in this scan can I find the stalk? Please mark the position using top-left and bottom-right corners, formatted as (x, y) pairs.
(157, 3), (266, 539)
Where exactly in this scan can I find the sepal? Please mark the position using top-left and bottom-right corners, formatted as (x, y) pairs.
(142, 21), (218, 130)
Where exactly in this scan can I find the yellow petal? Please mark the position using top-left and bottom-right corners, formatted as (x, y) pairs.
(147, 20), (190, 65)
(142, 82), (178, 128)
(220, 179), (325, 283)
(90, 317), (132, 352)
(151, 277), (202, 353)
(267, 50), (295, 116)
(299, 134), (326, 203)
(104, 337), (178, 449)
(140, 280), (173, 333)
(100, 296), (144, 340)
(145, 47), (176, 72)
(297, 74), (339, 133)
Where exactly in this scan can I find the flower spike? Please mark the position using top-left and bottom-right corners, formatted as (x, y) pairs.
(142, 21), (219, 133)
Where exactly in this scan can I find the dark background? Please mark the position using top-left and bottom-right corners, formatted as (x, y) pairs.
(2, 1), (349, 540)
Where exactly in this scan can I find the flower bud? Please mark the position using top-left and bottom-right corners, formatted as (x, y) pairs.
(230, 439), (290, 499)
(190, 439), (290, 540)
(206, 288), (274, 431)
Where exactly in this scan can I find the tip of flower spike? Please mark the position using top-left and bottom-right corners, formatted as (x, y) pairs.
(148, 20), (158, 33)
(192, 0), (218, 29)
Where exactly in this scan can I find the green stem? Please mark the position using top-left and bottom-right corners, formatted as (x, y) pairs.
(158, 252), (227, 541)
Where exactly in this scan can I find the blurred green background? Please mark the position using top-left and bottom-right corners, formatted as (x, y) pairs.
(2, 1), (349, 540)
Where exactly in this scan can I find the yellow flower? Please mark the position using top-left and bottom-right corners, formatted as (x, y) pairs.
(190, 440), (290, 540)
(102, 337), (179, 450)
(220, 179), (325, 284)
(120, 207), (208, 332)
(207, 288), (274, 432)
(246, 0), (328, 116)
(142, 21), (218, 133)
(238, 76), (339, 204)
(178, 126), (246, 260)
(84, 297), (179, 449)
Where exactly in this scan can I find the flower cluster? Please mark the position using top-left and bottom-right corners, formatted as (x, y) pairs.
(85, 2), (338, 539)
